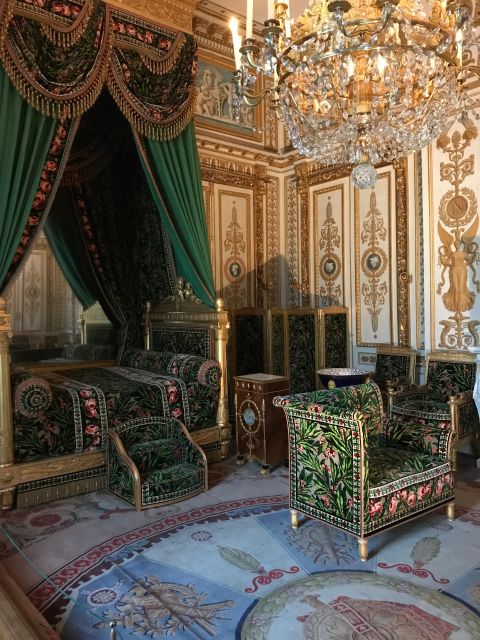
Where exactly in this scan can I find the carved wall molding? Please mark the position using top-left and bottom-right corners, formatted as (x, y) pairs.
(105, 0), (195, 33)
(265, 176), (280, 308)
(394, 158), (410, 347)
(254, 165), (267, 308)
(286, 175), (301, 308)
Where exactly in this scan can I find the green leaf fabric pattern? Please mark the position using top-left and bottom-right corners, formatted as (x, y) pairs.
(274, 382), (455, 542)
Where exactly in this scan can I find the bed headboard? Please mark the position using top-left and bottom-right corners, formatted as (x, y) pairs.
(143, 279), (230, 433)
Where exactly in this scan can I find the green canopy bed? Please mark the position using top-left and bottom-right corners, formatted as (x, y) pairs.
(0, 0), (230, 511)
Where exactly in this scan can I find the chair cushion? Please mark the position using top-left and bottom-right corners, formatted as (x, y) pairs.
(392, 399), (450, 421)
(369, 447), (447, 488)
(141, 462), (204, 505)
(366, 446), (453, 534)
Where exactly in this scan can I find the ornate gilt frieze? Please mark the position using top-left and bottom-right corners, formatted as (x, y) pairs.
(104, 0), (195, 33)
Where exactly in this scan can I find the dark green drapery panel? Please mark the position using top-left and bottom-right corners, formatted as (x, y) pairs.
(44, 188), (100, 309)
(134, 122), (215, 306)
(0, 65), (57, 289)
(76, 134), (175, 351)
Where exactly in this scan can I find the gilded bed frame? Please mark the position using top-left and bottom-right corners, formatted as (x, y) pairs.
(0, 290), (230, 510)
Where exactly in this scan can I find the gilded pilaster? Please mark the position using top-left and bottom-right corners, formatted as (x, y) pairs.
(394, 158), (410, 347)
(0, 297), (14, 509)
(254, 165), (267, 308)
(296, 162), (310, 307)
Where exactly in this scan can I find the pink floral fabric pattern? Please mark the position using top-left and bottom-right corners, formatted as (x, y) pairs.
(274, 382), (455, 540)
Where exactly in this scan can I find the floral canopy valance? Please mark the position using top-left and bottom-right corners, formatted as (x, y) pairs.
(0, 0), (196, 140)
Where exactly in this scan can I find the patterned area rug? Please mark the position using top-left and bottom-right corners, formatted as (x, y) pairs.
(1, 458), (480, 639)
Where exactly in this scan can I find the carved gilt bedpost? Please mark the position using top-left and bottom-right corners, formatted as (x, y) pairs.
(215, 298), (230, 457)
(0, 298), (15, 509)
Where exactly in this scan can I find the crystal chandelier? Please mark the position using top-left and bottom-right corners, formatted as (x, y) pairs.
(231, 0), (479, 188)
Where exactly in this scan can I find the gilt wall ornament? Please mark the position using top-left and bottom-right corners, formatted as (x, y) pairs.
(436, 119), (480, 350)
(318, 199), (342, 306)
(361, 192), (389, 335)
(223, 200), (247, 309)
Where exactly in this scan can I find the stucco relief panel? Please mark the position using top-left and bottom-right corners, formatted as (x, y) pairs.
(312, 181), (346, 307)
(430, 117), (480, 350)
(213, 186), (255, 310)
(355, 170), (395, 345)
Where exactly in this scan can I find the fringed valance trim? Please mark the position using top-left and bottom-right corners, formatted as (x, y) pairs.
(0, 0), (197, 139)
(2, 3), (113, 120)
(0, 0), (14, 53)
(14, 0), (95, 48)
(107, 71), (196, 142)
(39, 0), (95, 49)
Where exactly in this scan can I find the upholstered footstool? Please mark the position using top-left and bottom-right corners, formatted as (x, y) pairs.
(106, 416), (207, 510)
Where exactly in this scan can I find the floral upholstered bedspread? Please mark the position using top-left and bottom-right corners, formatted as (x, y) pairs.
(13, 364), (219, 463)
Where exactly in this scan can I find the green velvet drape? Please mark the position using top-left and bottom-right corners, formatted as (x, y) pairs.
(0, 65), (57, 289)
(44, 188), (100, 309)
(134, 122), (215, 306)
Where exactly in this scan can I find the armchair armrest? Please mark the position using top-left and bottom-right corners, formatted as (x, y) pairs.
(385, 417), (454, 460)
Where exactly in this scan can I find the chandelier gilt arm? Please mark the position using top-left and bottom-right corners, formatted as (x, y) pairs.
(230, 0), (479, 188)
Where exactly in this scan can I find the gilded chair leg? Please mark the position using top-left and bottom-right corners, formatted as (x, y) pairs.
(291, 508), (299, 529)
(447, 501), (455, 521)
(358, 538), (368, 562)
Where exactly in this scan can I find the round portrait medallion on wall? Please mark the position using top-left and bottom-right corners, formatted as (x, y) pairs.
(224, 256), (245, 283)
(361, 247), (387, 278)
(320, 254), (341, 280)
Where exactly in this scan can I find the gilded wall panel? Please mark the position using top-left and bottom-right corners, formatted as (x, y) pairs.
(202, 180), (215, 274)
(264, 177), (281, 308)
(286, 175), (302, 308)
(312, 181), (346, 307)
(213, 186), (256, 310)
(429, 116), (480, 350)
(355, 171), (395, 346)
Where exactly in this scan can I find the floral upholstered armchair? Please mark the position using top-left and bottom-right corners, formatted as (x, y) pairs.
(388, 351), (479, 453)
(107, 416), (208, 510)
(273, 382), (455, 561)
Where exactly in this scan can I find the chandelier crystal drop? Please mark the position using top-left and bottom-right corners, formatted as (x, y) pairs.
(231, 0), (479, 188)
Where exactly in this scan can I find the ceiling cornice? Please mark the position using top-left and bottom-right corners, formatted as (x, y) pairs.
(103, 0), (196, 33)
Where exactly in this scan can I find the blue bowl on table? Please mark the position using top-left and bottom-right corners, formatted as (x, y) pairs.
(317, 367), (372, 389)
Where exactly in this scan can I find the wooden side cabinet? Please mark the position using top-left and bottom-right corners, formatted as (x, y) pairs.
(234, 373), (289, 474)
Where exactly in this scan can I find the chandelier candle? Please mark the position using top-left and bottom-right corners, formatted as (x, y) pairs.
(231, 0), (479, 189)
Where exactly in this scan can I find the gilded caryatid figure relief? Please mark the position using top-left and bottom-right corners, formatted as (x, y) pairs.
(437, 222), (479, 313)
